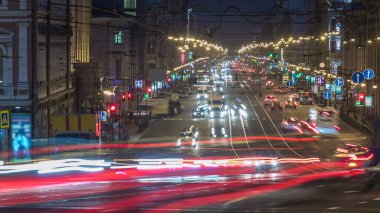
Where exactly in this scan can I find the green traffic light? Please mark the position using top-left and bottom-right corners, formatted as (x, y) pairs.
(144, 93), (150, 99)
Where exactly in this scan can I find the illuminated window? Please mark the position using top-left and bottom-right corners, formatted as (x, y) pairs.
(114, 31), (122, 44)
(123, 0), (136, 16)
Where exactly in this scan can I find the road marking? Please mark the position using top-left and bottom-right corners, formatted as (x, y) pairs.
(343, 190), (360, 194)
(162, 118), (183, 121)
(316, 185), (325, 188)
(373, 197), (380, 201)
(327, 207), (341, 210)
(358, 201), (368, 204)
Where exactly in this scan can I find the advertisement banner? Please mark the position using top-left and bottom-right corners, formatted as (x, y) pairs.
(11, 114), (32, 161)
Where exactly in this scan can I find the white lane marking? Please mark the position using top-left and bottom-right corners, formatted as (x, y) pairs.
(373, 197), (380, 201)
(240, 114), (253, 153)
(343, 190), (360, 194)
(226, 79), (240, 158)
(358, 201), (368, 204)
(316, 185), (325, 188)
(327, 207), (341, 210)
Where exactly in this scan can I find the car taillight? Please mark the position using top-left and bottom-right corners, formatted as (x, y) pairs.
(264, 99), (268, 101)
(348, 162), (358, 168)
(333, 125), (341, 130)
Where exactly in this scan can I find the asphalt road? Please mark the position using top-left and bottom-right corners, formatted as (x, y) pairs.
(0, 69), (378, 212)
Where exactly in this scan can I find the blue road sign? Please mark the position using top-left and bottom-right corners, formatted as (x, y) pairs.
(351, 71), (364, 84)
(100, 111), (107, 121)
(334, 77), (344, 87)
(323, 91), (332, 99)
(135, 80), (143, 88)
(287, 81), (292, 86)
(363, 68), (374, 80)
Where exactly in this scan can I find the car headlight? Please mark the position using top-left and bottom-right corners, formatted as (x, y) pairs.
(205, 94), (208, 98)
(200, 112), (203, 115)
(193, 112), (196, 115)
(210, 112), (214, 117)
(271, 160), (277, 167)
(196, 94), (200, 98)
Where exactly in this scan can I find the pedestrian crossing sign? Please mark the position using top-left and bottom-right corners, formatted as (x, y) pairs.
(0, 110), (9, 128)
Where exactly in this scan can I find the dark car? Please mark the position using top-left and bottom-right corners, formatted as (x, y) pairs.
(192, 106), (208, 118)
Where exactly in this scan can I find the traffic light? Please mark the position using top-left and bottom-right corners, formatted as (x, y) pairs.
(357, 93), (365, 106)
(121, 93), (126, 102)
(167, 77), (172, 83)
(109, 104), (117, 114)
(127, 92), (132, 100)
(359, 93), (365, 101)
(147, 87), (152, 95)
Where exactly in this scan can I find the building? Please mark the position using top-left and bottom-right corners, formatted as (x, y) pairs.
(0, 0), (92, 140)
(0, 0), (33, 153)
(340, 0), (379, 124)
(91, 0), (137, 111)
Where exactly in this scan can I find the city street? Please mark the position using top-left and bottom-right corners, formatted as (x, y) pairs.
(1, 1), (380, 212)
(0, 66), (377, 212)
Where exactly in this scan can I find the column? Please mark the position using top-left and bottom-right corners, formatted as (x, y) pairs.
(18, 21), (29, 85)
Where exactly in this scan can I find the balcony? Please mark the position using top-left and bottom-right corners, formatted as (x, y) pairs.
(0, 85), (30, 100)
(37, 75), (74, 100)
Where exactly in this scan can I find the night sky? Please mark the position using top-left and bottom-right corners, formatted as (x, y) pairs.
(189, 0), (308, 51)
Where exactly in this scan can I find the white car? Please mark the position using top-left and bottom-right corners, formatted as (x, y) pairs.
(264, 95), (278, 106)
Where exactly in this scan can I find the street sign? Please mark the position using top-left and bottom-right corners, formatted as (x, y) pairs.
(100, 111), (107, 121)
(365, 96), (373, 107)
(351, 71), (364, 84)
(363, 68), (374, 80)
(287, 81), (293, 86)
(334, 77), (344, 87)
(323, 91), (332, 99)
(135, 80), (143, 88)
(0, 110), (9, 128)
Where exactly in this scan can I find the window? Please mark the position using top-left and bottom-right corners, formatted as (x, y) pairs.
(147, 40), (156, 55)
(115, 59), (122, 79)
(114, 31), (123, 44)
(123, 0), (136, 16)
(0, 0), (7, 10)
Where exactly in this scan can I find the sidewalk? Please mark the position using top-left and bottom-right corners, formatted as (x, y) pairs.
(314, 96), (373, 136)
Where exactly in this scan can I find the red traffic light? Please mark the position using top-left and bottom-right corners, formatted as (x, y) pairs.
(110, 104), (116, 112)
(147, 87), (152, 94)
(121, 93), (126, 101)
(359, 93), (365, 100)
(127, 92), (132, 100)
(167, 78), (171, 82)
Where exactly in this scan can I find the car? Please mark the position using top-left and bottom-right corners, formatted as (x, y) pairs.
(266, 81), (274, 89)
(298, 120), (320, 135)
(264, 95), (278, 106)
(209, 107), (226, 118)
(271, 101), (283, 111)
(177, 125), (199, 148)
(334, 144), (373, 168)
(211, 126), (228, 138)
(230, 103), (248, 117)
(192, 106), (208, 118)
(284, 98), (298, 109)
(299, 95), (314, 105)
(280, 117), (303, 133)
